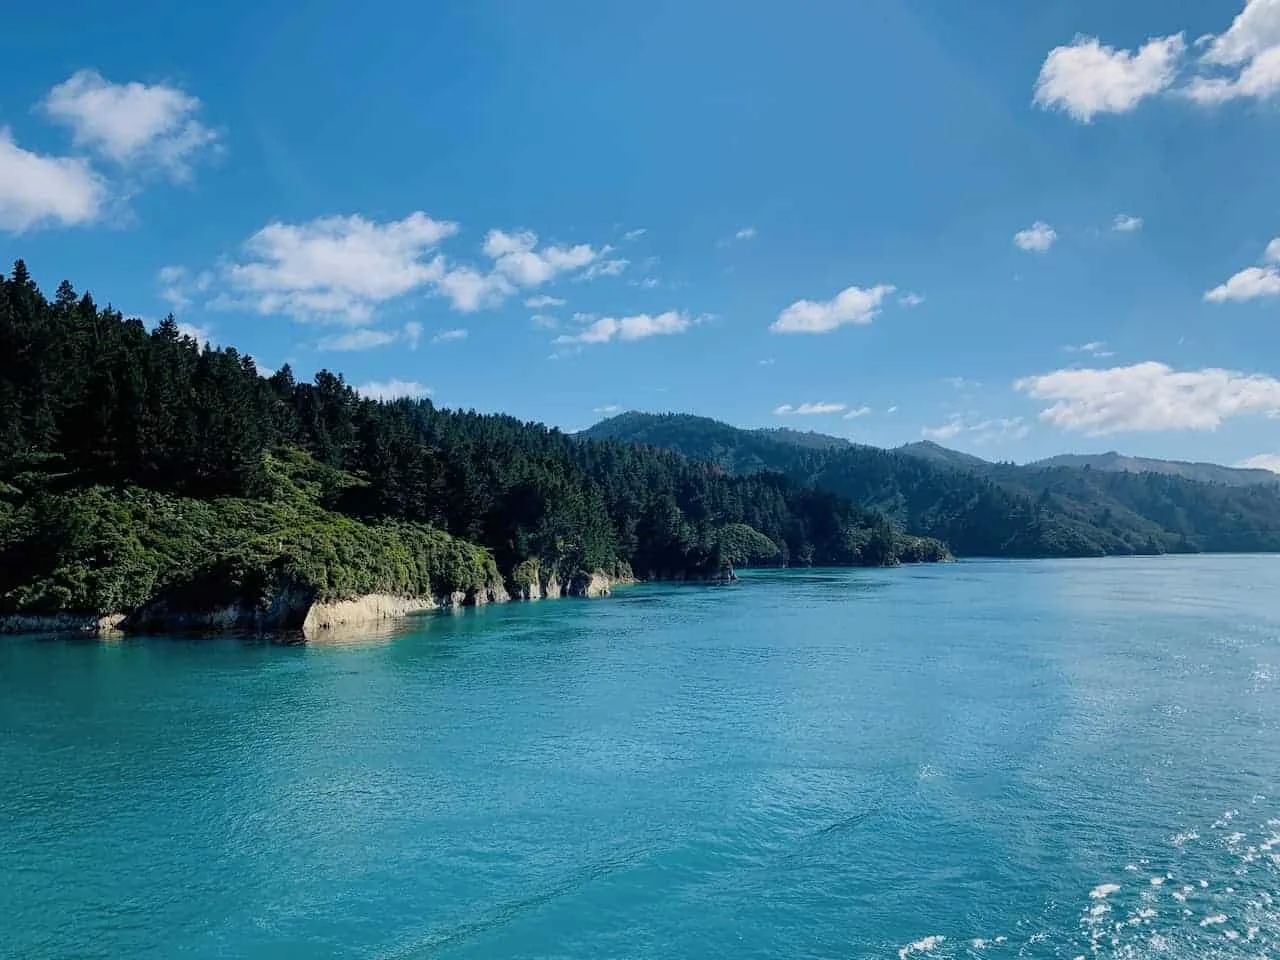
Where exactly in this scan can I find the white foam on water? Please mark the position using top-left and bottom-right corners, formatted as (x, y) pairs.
(1171, 830), (1199, 847)
(1200, 913), (1228, 927)
(1150, 876), (1165, 886)
(897, 935), (945, 959)
(1090, 883), (1122, 899)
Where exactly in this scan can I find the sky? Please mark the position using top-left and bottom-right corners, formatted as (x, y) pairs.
(2, 0), (1280, 468)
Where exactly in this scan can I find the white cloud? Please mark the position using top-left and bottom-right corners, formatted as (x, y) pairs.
(1237, 453), (1280, 473)
(176, 321), (213, 344)
(225, 212), (458, 323)
(530, 313), (559, 329)
(432, 328), (468, 344)
(622, 228), (647, 241)
(943, 376), (982, 390)
(735, 226), (757, 240)
(156, 265), (214, 310)
(887, 405), (899, 414)
(581, 257), (629, 280)
(0, 128), (107, 232)
(922, 418), (964, 441)
(356, 379), (431, 401)
(403, 321), (423, 350)
(484, 229), (597, 286)
(1205, 237), (1280, 302)
(1206, 266), (1280, 302)
(1033, 34), (1185, 121)
(594, 404), (622, 414)
(774, 402), (847, 416)
(1112, 213), (1144, 232)
(771, 283), (895, 334)
(554, 310), (694, 345)
(843, 406), (872, 419)
(1065, 340), (1115, 358)
(758, 358), (775, 366)
(1014, 221), (1058, 252)
(1188, 0), (1280, 102)
(42, 70), (217, 178)
(317, 328), (400, 351)
(1015, 360), (1280, 434)
(525, 295), (565, 308)
(899, 292), (926, 307)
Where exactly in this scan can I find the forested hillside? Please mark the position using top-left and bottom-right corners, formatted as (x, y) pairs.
(0, 263), (946, 619)
(584, 413), (1280, 557)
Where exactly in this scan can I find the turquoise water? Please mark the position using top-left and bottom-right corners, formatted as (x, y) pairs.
(3, 558), (1280, 959)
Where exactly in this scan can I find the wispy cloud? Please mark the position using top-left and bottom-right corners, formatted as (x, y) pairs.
(843, 406), (872, 419)
(525, 295), (565, 308)
(899, 292), (926, 307)
(593, 404), (622, 414)
(317, 328), (401, 351)
(735, 226), (757, 240)
(1237, 454), (1280, 474)
(1112, 213), (1143, 233)
(774, 402), (846, 416)
(622, 228), (647, 241)
(431, 328), (468, 344)
(1064, 340), (1115, 358)
(554, 310), (696, 345)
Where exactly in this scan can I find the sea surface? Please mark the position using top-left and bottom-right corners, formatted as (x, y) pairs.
(3, 557), (1280, 959)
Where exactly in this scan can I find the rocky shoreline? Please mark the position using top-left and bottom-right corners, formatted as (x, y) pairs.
(0, 568), (639, 640)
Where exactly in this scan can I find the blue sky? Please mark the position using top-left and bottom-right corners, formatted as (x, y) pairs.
(3, 0), (1280, 468)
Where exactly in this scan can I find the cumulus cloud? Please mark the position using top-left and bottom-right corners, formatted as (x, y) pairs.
(554, 310), (694, 345)
(1205, 236), (1280, 302)
(1014, 221), (1058, 252)
(1036, 3), (1280, 115)
(42, 70), (218, 178)
(356, 379), (431, 401)
(1238, 453), (1280, 473)
(774, 402), (846, 416)
(1033, 34), (1185, 121)
(771, 284), (895, 334)
(0, 128), (107, 232)
(223, 212), (458, 322)
(484, 229), (597, 286)
(525, 295), (565, 308)
(1112, 214), (1144, 232)
(1189, 0), (1280, 103)
(1015, 361), (1280, 434)
(431, 328), (468, 344)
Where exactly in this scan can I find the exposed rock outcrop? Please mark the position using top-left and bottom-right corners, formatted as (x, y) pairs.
(301, 594), (439, 636)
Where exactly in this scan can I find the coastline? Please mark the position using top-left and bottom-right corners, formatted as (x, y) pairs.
(0, 569), (640, 640)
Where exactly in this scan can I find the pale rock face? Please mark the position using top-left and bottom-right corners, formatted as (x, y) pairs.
(301, 594), (438, 637)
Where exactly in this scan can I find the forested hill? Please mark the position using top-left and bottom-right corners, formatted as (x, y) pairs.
(0, 263), (947, 621)
(583, 412), (1280, 557)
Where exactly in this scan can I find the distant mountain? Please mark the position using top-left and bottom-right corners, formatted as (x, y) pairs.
(584, 412), (1280, 558)
(1031, 451), (1279, 488)
(896, 441), (993, 472)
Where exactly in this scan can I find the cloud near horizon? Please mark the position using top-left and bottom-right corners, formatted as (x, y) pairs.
(1015, 361), (1280, 434)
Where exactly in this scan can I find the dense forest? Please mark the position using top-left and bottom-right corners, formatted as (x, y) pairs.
(584, 413), (1280, 557)
(0, 263), (946, 620)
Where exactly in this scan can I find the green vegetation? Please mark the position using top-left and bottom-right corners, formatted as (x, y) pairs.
(584, 412), (1280, 557)
(0, 263), (946, 621)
